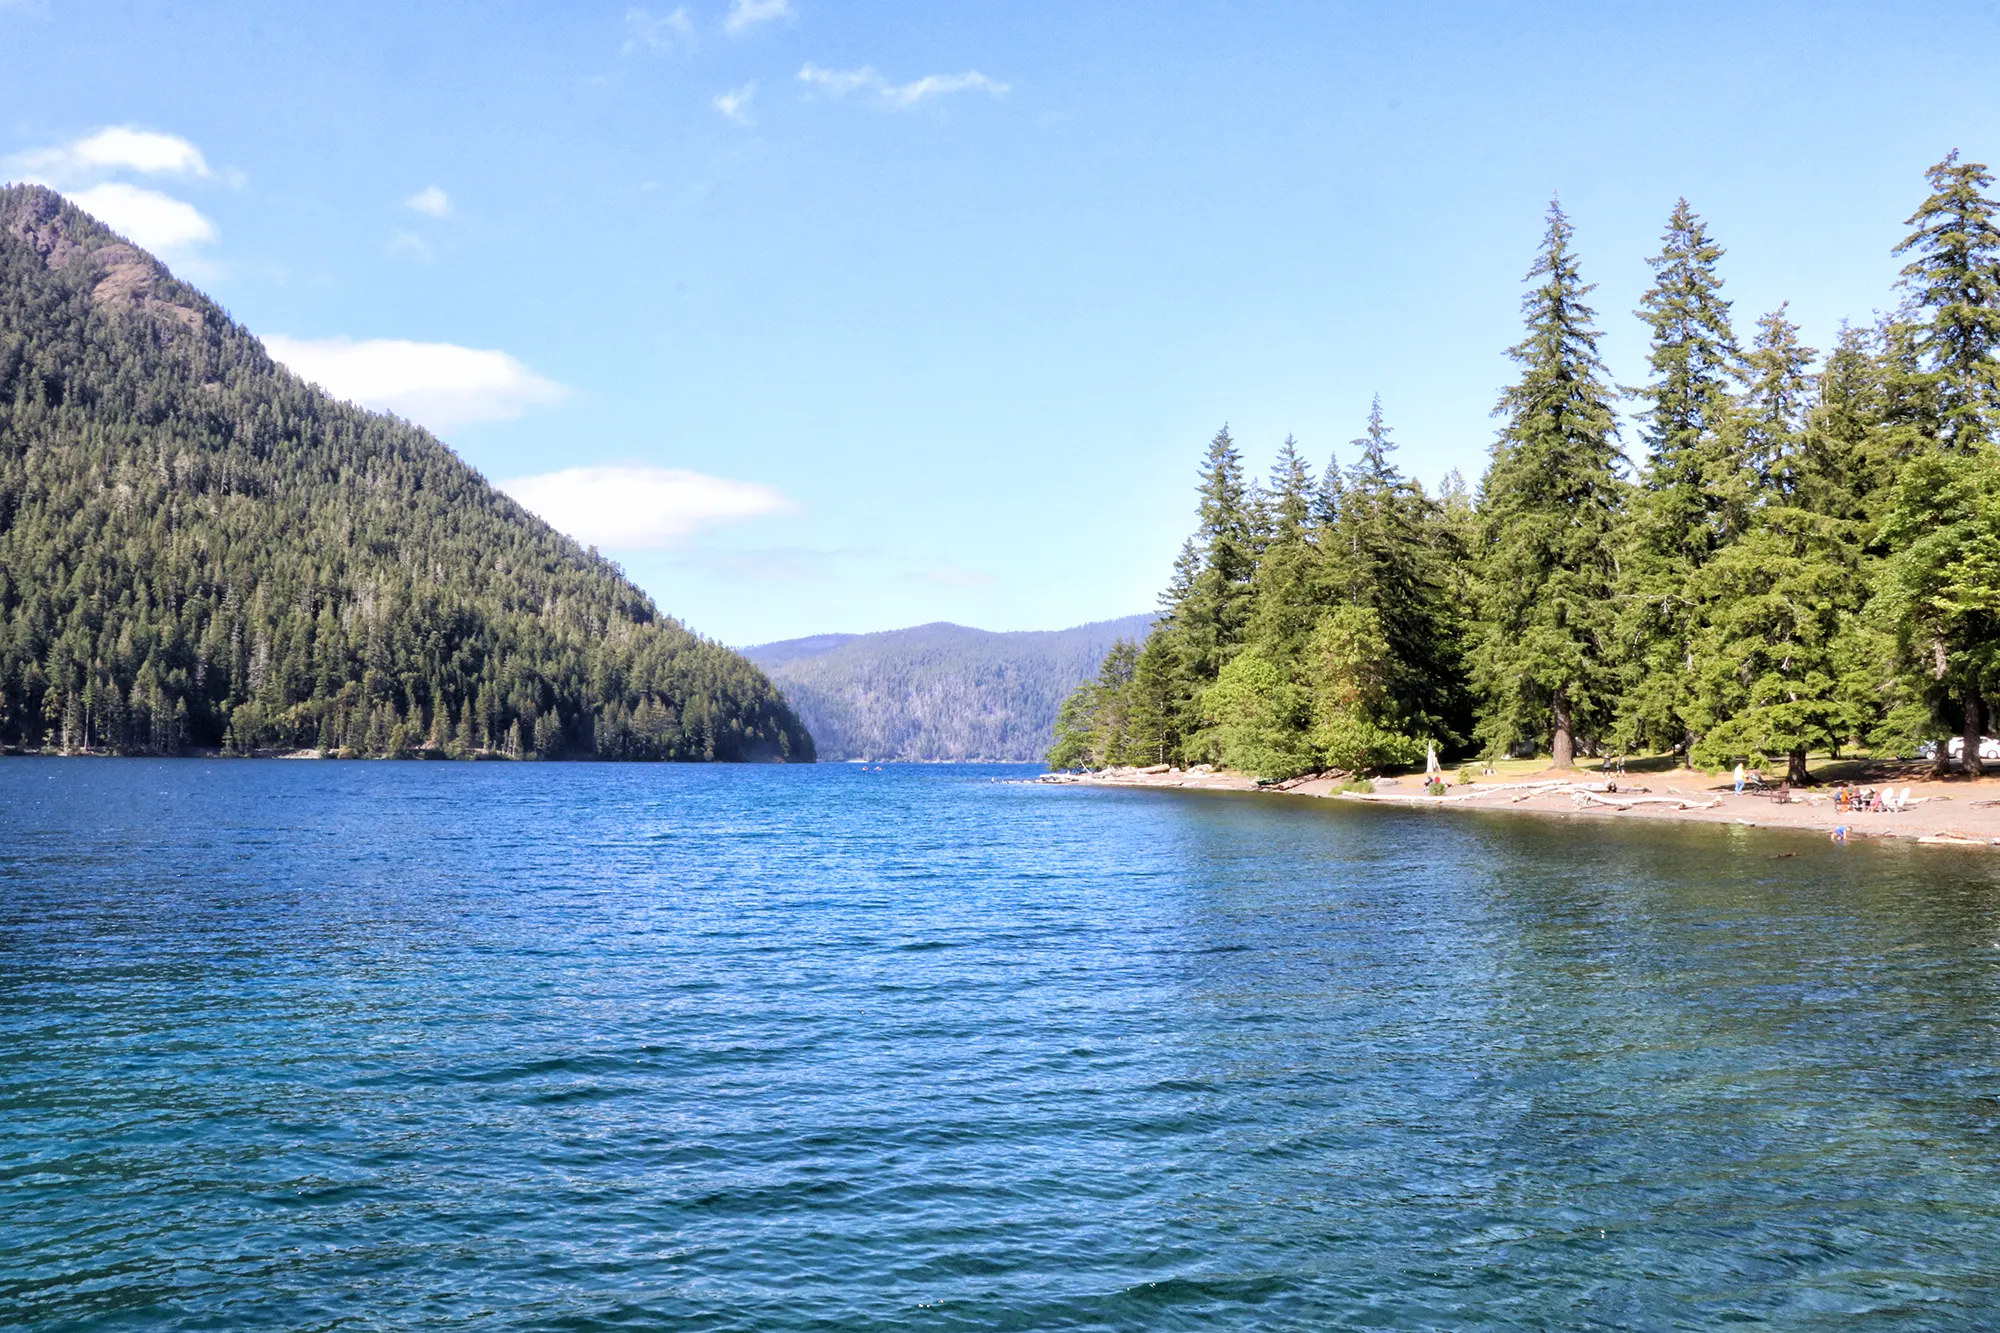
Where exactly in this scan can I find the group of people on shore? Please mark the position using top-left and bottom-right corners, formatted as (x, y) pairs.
(1834, 784), (1903, 813)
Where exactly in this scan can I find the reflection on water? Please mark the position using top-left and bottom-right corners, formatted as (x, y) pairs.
(2, 760), (1998, 1329)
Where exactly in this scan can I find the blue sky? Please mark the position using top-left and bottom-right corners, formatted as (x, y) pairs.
(5, 1), (1998, 646)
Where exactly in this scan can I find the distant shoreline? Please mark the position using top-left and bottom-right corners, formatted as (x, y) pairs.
(0, 748), (805, 764)
(1040, 765), (2000, 848)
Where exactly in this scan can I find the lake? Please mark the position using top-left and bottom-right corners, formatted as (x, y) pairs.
(3, 759), (1999, 1329)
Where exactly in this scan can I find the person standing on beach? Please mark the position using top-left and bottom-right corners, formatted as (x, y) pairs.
(1735, 762), (1745, 794)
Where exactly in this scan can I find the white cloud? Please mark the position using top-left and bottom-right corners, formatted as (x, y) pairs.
(498, 465), (795, 547)
(623, 5), (691, 53)
(11, 126), (212, 180)
(797, 64), (1009, 109)
(386, 229), (433, 262)
(714, 82), (757, 124)
(65, 182), (217, 251)
(881, 71), (1009, 108)
(405, 185), (450, 217)
(262, 335), (569, 431)
(725, 0), (792, 34)
(798, 63), (880, 97)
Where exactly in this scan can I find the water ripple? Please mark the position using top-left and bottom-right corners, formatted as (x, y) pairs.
(3, 760), (2000, 1328)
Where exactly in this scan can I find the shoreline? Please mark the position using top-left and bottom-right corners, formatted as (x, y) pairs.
(1039, 764), (2000, 848)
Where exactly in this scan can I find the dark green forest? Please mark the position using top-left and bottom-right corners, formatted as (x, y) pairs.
(744, 616), (1151, 761)
(1055, 152), (2000, 785)
(0, 184), (812, 761)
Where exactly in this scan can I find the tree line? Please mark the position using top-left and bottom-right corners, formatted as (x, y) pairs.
(1053, 152), (2000, 784)
(0, 184), (813, 761)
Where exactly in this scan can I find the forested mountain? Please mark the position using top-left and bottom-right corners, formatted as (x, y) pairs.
(1056, 152), (2000, 785)
(0, 183), (811, 760)
(744, 616), (1151, 760)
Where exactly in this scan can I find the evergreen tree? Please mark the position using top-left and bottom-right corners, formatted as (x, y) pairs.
(1631, 199), (1741, 558)
(1471, 201), (1623, 768)
(1176, 426), (1257, 758)
(1615, 199), (1739, 758)
(1894, 150), (2000, 451)
(1803, 323), (1891, 522)
(1876, 449), (2000, 774)
(0, 185), (811, 763)
(1330, 397), (1464, 744)
(1300, 604), (1426, 775)
(1686, 310), (1866, 784)
(1873, 154), (2000, 774)
(1047, 638), (1140, 769)
(1242, 436), (1323, 665)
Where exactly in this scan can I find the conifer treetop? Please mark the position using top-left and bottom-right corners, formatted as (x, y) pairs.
(1895, 149), (2000, 450)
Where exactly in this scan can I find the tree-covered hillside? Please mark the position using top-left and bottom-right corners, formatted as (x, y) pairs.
(1057, 152), (2000, 784)
(744, 616), (1151, 761)
(0, 184), (812, 760)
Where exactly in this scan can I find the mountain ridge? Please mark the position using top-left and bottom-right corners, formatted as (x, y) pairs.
(743, 615), (1152, 761)
(0, 183), (811, 761)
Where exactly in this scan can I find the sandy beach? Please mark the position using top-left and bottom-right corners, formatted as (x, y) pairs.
(1039, 763), (2000, 847)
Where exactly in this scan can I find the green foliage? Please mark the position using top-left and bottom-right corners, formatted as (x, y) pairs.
(1876, 448), (2000, 762)
(1895, 150), (2000, 451)
(1052, 401), (1457, 777)
(1300, 604), (1426, 774)
(1471, 201), (1623, 768)
(1687, 506), (1864, 780)
(1201, 646), (1314, 780)
(1059, 154), (2000, 786)
(1330, 397), (1469, 746)
(0, 185), (810, 762)
(1046, 635), (1142, 769)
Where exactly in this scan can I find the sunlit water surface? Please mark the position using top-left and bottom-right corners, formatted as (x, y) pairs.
(4, 760), (2000, 1330)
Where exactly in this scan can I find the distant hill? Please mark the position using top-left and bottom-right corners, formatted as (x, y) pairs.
(0, 183), (811, 761)
(744, 616), (1153, 761)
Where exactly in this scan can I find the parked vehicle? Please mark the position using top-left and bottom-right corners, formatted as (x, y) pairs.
(1946, 736), (2000, 760)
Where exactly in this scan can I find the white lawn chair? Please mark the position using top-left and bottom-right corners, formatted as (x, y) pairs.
(1898, 787), (1913, 811)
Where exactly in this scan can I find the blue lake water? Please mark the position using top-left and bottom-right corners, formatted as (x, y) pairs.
(3, 759), (2000, 1330)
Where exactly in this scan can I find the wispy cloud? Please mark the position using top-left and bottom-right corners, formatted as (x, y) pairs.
(262, 335), (569, 431)
(66, 182), (217, 251)
(798, 64), (1009, 109)
(798, 63), (878, 97)
(386, 229), (433, 262)
(623, 5), (691, 54)
(714, 82), (757, 125)
(9, 126), (211, 180)
(725, 0), (792, 34)
(404, 185), (450, 218)
(879, 71), (1009, 108)
(499, 465), (795, 547)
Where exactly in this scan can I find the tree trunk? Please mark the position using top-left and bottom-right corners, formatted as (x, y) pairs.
(1551, 692), (1575, 770)
(1966, 692), (1986, 779)
(1789, 747), (1810, 786)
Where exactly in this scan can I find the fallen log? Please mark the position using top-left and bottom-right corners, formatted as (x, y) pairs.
(1573, 791), (1722, 811)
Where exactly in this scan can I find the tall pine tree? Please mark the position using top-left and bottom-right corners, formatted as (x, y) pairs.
(1879, 152), (2000, 773)
(1894, 150), (2000, 452)
(1331, 397), (1464, 745)
(1615, 199), (1739, 759)
(1472, 202), (1623, 768)
(1687, 311), (1864, 784)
